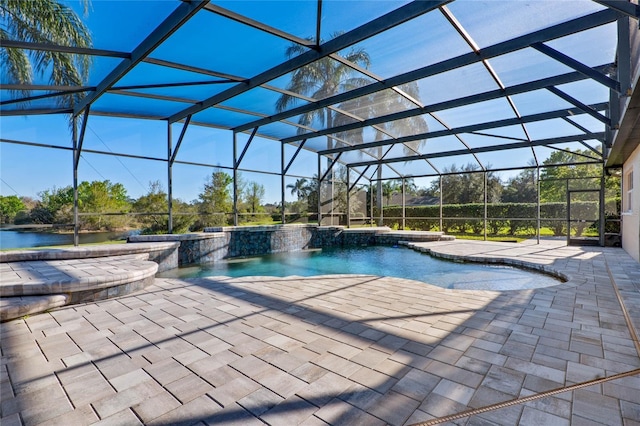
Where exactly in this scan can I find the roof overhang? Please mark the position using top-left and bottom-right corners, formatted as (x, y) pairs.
(607, 70), (640, 167)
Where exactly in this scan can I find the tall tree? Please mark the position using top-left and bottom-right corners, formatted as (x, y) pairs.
(275, 34), (371, 134)
(245, 181), (265, 214)
(540, 150), (607, 202)
(26, 180), (131, 228)
(0, 0), (92, 105)
(287, 178), (309, 200)
(275, 37), (430, 224)
(366, 82), (429, 223)
(13, 196), (36, 224)
(382, 181), (401, 206)
(286, 178), (312, 214)
(132, 181), (168, 234)
(403, 178), (418, 196)
(132, 181), (193, 234)
(276, 35), (371, 224)
(235, 171), (247, 209)
(0, 195), (25, 224)
(77, 180), (129, 230)
(197, 169), (233, 227)
(538, 150), (614, 236)
(331, 166), (362, 222)
(287, 175), (320, 217)
(502, 168), (537, 203)
(37, 185), (74, 223)
(425, 164), (502, 204)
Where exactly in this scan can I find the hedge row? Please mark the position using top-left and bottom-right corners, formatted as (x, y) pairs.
(379, 201), (615, 236)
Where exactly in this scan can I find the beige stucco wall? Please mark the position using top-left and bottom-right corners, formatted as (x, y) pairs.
(622, 144), (640, 263)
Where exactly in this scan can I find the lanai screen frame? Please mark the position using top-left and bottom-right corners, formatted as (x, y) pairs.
(1, 0), (638, 245)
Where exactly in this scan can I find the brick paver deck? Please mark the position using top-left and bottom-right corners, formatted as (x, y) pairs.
(1, 240), (639, 425)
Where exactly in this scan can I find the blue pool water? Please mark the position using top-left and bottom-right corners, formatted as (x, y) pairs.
(158, 246), (562, 291)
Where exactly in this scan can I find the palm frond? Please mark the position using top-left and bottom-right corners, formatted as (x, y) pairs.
(0, 28), (32, 85)
(0, 0), (92, 107)
(284, 41), (310, 59)
(277, 33), (372, 143)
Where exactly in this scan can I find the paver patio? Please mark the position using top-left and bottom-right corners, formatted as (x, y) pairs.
(1, 239), (639, 425)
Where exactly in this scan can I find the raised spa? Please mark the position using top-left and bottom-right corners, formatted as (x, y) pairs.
(157, 245), (562, 291)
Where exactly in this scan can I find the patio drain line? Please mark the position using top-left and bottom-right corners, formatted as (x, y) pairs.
(409, 368), (640, 426)
(604, 256), (640, 358)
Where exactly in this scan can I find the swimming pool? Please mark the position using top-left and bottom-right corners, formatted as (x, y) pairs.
(158, 246), (562, 291)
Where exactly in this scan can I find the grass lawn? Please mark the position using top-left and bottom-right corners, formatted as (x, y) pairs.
(239, 218), (281, 226)
(448, 234), (527, 243)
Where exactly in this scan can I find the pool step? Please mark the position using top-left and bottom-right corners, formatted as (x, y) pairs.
(0, 254), (158, 322)
(0, 295), (69, 322)
(0, 241), (179, 272)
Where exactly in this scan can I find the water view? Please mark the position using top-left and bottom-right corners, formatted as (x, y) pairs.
(0, 229), (133, 250)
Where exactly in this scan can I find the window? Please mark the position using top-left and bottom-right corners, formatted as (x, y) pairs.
(625, 169), (634, 213)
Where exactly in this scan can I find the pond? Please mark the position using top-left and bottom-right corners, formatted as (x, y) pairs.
(0, 229), (135, 250)
(158, 246), (562, 291)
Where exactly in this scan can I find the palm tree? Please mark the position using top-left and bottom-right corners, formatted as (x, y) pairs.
(276, 36), (428, 225)
(369, 81), (429, 224)
(404, 177), (418, 195)
(275, 34), (371, 135)
(286, 178), (310, 199)
(276, 34), (371, 224)
(382, 181), (401, 206)
(0, 0), (92, 105)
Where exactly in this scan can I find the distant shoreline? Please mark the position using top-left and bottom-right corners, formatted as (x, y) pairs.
(0, 224), (55, 230)
(0, 225), (136, 234)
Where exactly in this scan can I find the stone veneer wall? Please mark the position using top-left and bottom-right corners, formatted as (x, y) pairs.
(129, 225), (447, 266)
(129, 233), (229, 265)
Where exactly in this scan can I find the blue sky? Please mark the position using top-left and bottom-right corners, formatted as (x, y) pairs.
(0, 0), (614, 204)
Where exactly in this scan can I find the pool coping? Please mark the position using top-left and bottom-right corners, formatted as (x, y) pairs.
(402, 241), (571, 284)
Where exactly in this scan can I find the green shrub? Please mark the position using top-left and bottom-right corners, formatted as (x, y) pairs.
(381, 200), (607, 236)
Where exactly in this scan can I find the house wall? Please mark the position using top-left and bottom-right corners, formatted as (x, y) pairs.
(622, 145), (640, 263)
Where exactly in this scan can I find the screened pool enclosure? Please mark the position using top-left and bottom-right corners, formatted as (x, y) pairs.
(1, 0), (639, 246)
